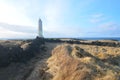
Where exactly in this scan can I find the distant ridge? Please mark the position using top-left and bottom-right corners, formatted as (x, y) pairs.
(78, 37), (120, 41)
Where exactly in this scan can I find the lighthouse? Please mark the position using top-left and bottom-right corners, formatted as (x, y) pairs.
(38, 19), (43, 37)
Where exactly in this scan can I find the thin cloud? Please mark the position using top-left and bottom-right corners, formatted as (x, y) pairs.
(43, 0), (67, 32)
(92, 14), (103, 18)
(84, 22), (120, 37)
(0, 1), (34, 26)
(0, 27), (36, 39)
(0, 22), (37, 33)
(97, 22), (120, 33)
(89, 13), (105, 23)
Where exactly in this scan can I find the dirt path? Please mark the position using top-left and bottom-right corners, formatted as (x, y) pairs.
(0, 42), (59, 80)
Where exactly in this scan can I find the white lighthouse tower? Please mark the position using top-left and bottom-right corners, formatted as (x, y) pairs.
(38, 19), (43, 37)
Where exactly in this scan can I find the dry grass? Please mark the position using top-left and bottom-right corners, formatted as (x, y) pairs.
(47, 44), (92, 80)
(46, 44), (120, 80)
(0, 40), (120, 80)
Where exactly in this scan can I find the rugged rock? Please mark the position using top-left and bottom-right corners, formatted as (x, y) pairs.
(0, 37), (45, 67)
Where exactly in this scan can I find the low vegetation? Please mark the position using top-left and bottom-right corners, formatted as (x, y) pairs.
(45, 44), (120, 80)
(0, 38), (120, 80)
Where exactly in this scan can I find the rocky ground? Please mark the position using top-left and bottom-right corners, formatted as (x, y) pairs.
(0, 38), (120, 80)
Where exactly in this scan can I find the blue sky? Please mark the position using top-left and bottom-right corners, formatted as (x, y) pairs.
(0, 0), (120, 38)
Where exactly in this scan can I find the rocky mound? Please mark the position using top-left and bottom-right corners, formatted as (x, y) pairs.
(0, 37), (45, 67)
